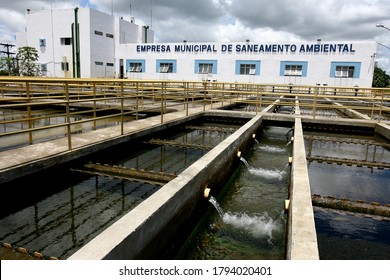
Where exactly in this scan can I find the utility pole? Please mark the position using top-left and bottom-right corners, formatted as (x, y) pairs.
(1, 43), (16, 75)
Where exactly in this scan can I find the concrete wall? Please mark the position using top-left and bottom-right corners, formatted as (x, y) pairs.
(286, 117), (319, 260)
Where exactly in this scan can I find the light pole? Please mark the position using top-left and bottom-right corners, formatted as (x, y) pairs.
(376, 24), (390, 32)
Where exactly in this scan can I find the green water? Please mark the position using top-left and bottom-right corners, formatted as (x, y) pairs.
(177, 126), (291, 259)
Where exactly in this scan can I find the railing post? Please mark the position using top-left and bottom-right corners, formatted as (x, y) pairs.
(312, 86), (319, 119)
(93, 82), (97, 130)
(120, 82), (124, 135)
(203, 82), (207, 111)
(256, 85), (259, 114)
(185, 82), (189, 116)
(65, 82), (72, 150)
(161, 82), (165, 124)
(136, 82), (139, 120)
(26, 81), (33, 145)
(221, 83), (225, 107)
(378, 89), (384, 123)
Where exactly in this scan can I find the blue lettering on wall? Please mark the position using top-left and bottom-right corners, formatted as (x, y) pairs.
(136, 43), (356, 54)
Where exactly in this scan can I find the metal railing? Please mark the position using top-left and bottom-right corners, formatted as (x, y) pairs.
(1, 77), (389, 151)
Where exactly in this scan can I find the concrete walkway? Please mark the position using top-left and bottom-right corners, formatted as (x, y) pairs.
(0, 102), (245, 183)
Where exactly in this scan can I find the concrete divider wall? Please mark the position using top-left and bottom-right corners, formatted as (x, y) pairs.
(69, 114), (264, 260)
(375, 123), (390, 141)
(286, 117), (319, 260)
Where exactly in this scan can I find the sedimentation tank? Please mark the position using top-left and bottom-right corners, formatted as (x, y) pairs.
(0, 78), (389, 260)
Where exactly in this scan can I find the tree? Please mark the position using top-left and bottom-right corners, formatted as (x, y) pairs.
(0, 57), (19, 76)
(372, 66), (390, 88)
(17, 46), (40, 76)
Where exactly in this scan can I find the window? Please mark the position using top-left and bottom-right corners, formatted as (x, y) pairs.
(61, 62), (69, 71)
(240, 64), (256, 75)
(95, 61), (104, 66)
(39, 38), (46, 47)
(159, 63), (173, 73)
(235, 60), (260, 76)
(41, 64), (47, 72)
(106, 33), (114, 38)
(60, 37), (72, 45)
(106, 63), (114, 67)
(335, 66), (354, 78)
(284, 65), (303, 76)
(198, 63), (213, 74)
(156, 60), (176, 73)
(330, 62), (360, 79)
(195, 60), (217, 75)
(280, 61), (308, 77)
(94, 30), (103, 36)
(129, 62), (142, 72)
(127, 60), (145, 73)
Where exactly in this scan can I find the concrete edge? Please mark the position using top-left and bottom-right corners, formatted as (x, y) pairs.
(286, 117), (320, 260)
(375, 122), (390, 141)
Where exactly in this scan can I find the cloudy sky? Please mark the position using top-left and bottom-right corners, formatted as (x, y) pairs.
(1, 0), (390, 71)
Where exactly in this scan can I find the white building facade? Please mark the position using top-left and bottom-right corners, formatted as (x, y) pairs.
(17, 8), (153, 78)
(124, 41), (377, 87)
(17, 8), (377, 87)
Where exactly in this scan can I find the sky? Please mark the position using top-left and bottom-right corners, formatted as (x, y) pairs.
(1, 0), (390, 72)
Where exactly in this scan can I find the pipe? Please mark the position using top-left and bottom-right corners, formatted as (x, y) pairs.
(71, 23), (75, 78)
(284, 200), (290, 211)
(74, 7), (80, 78)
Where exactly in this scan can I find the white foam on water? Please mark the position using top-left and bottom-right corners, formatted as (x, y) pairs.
(258, 145), (286, 153)
(222, 211), (281, 244)
(248, 167), (286, 181)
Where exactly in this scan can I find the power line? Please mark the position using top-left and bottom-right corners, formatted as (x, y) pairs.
(0, 43), (16, 57)
(0, 43), (16, 74)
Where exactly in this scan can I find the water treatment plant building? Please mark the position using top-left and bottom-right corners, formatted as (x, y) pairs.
(17, 7), (377, 87)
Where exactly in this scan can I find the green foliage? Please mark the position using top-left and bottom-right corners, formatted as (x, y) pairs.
(0, 57), (19, 76)
(372, 66), (390, 88)
(17, 46), (40, 76)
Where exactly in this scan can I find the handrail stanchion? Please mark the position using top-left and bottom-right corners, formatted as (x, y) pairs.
(379, 89), (384, 123)
(313, 85), (319, 119)
(93, 82), (97, 130)
(120, 82), (124, 135)
(65, 81), (72, 150)
(161, 82), (165, 124)
(185, 82), (189, 116)
(26, 81), (33, 145)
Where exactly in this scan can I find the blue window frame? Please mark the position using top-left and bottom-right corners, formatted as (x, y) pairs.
(330, 62), (361, 78)
(194, 60), (218, 74)
(235, 60), (261, 75)
(126, 59), (145, 73)
(280, 61), (308, 77)
(156, 59), (177, 73)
